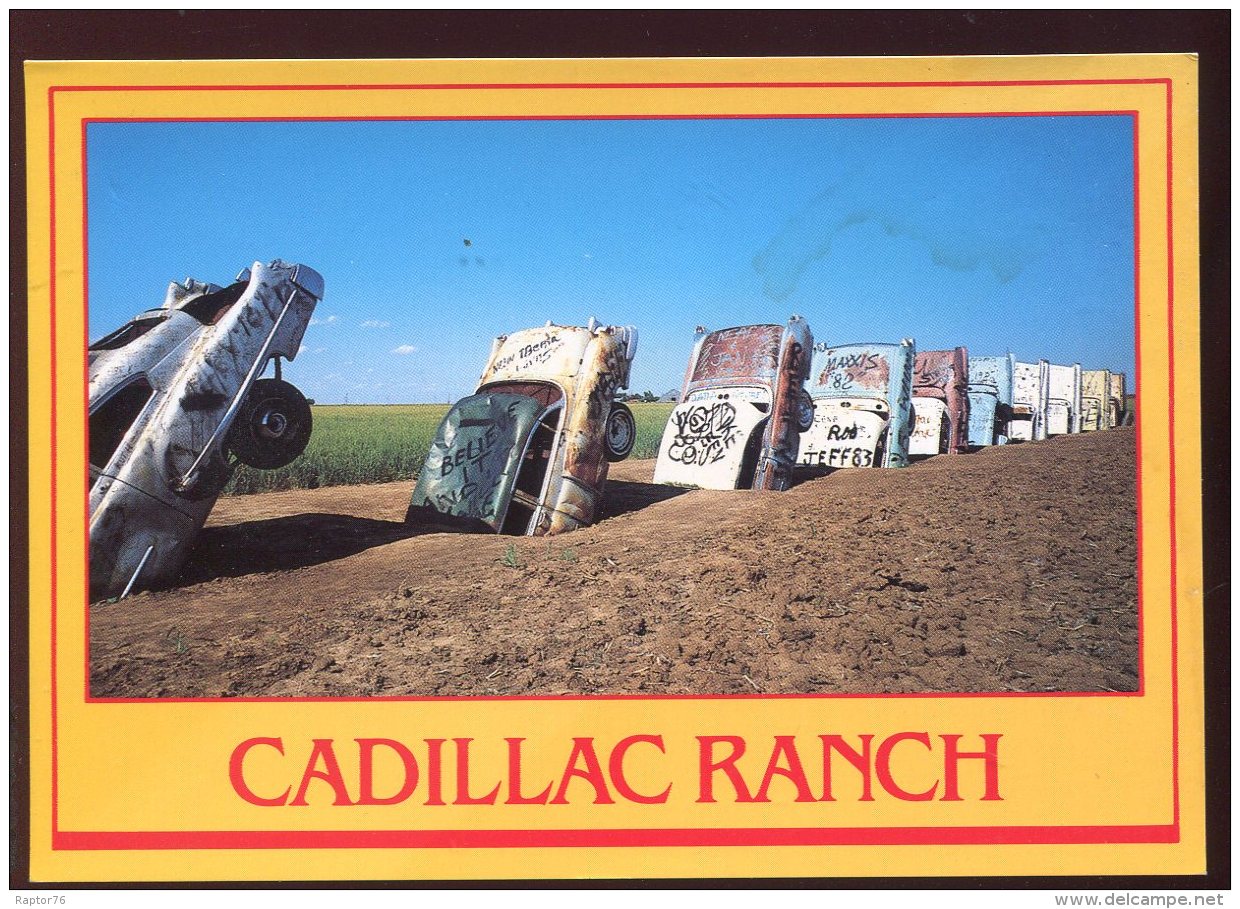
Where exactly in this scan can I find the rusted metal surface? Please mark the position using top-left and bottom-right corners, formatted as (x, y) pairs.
(685, 324), (784, 390)
(1009, 359), (1050, 442)
(410, 320), (637, 536)
(966, 354), (1015, 447)
(1045, 362), (1083, 436)
(654, 317), (812, 490)
(796, 340), (916, 469)
(88, 260), (323, 600)
(910, 347), (970, 456)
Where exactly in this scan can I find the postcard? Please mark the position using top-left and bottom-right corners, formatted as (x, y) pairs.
(22, 54), (1204, 882)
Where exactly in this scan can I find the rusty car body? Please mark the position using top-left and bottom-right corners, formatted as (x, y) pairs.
(1009, 359), (1050, 442)
(653, 317), (812, 490)
(1045, 362), (1083, 436)
(966, 354), (1015, 448)
(796, 339), (916, 469)
(88, 260), (323, 600)
(909, 346), (970, 457)
(408, 319), (638, 535)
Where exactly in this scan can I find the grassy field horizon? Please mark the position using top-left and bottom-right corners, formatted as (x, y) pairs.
(224, 401), (675, 496)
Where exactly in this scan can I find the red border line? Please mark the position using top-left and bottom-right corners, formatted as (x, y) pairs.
(90, 689), (1144, 705)
(1133, 110), (1145, 692)
(51, 77), (1176, 852)
(47, 85), (61, 841)
(80, 120), (91, 706)
(82, 110), (1137, 125)
(54, 823), (1178, 851)
(1164, 78), (1180, 831)
(77, 106), (1144, 706)
(50, 78), (1174, 95)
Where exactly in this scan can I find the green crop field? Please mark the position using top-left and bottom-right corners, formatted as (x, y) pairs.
(634, 403), (675, 457)
(224, 401), (675, 496)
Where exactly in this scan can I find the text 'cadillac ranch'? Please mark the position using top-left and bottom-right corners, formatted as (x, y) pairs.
(229, 732), (1003, 807)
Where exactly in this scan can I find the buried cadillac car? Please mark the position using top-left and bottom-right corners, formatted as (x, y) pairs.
(966, 354), (1016, 448)
(910, 346), (971, 458)
(796, 339), (917, 470)
(1009, 359), (1050, 442)
(407, 319), (638, 535)
(653, 318), (813, 491)
(88, 260), (323, 601)
(1080, 368), (1114, 432)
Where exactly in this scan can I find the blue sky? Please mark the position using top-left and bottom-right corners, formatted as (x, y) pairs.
(87, 115), (1134, 403)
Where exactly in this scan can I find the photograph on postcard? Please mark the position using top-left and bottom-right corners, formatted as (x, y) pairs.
(84, 114), (1137, 700)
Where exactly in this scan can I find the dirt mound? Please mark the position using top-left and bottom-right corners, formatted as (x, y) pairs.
(89, 428), (1138, 698)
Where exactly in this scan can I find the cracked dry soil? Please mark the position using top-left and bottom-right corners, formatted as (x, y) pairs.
(90, 428), (1137, 698)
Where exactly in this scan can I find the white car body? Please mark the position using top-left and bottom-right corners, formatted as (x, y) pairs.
(796, 340), (917, 469)
(910, 399), (949, 456)
(88, 260), (322, 599)
(1009, 359), (1050, 442)
(1080, 369), (1111, 432)
(1046, 363), (1083, 436)
(654, 318), (813, 491)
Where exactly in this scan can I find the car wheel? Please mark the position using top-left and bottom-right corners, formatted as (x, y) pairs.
(228, 378), (313, 470)
(604, 401), (637, 462)
(796, 390), (815, 433)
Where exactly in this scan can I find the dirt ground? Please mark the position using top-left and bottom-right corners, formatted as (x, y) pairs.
(90, 428), (1138, 698)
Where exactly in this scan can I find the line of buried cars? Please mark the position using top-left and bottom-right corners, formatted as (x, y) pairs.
(87, 261), (1129, 600)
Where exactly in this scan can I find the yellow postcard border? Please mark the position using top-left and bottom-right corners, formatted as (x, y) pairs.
(24, 55), (1203, 881)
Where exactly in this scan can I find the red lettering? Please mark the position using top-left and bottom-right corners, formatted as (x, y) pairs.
(425, 738), (446, 806)
(453, 738), (501, 805)
(356, 738), (419, 806)
(504, 737), (552, 805)
(754, 736), (816, 803)
(940, 734), (1002, 801)
(696, 736), (754, 803)
(289, 739), (354, 806)
(229, 737), (289, 807)
(550, 738), (614, 805)
(875, 732), (937, 802)
(608, 735), (671, 805)
(820, 734), (875, 802)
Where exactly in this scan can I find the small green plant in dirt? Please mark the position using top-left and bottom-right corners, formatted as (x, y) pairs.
(499, 543), (525, 569)
(557, 547), (579, 563)
(165, 628), (188, 654)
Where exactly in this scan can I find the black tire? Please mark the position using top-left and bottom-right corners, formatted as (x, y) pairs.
(603, 401), (637, 462)
(795, 389), (815, 433)
(227, 378), (312, 470)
